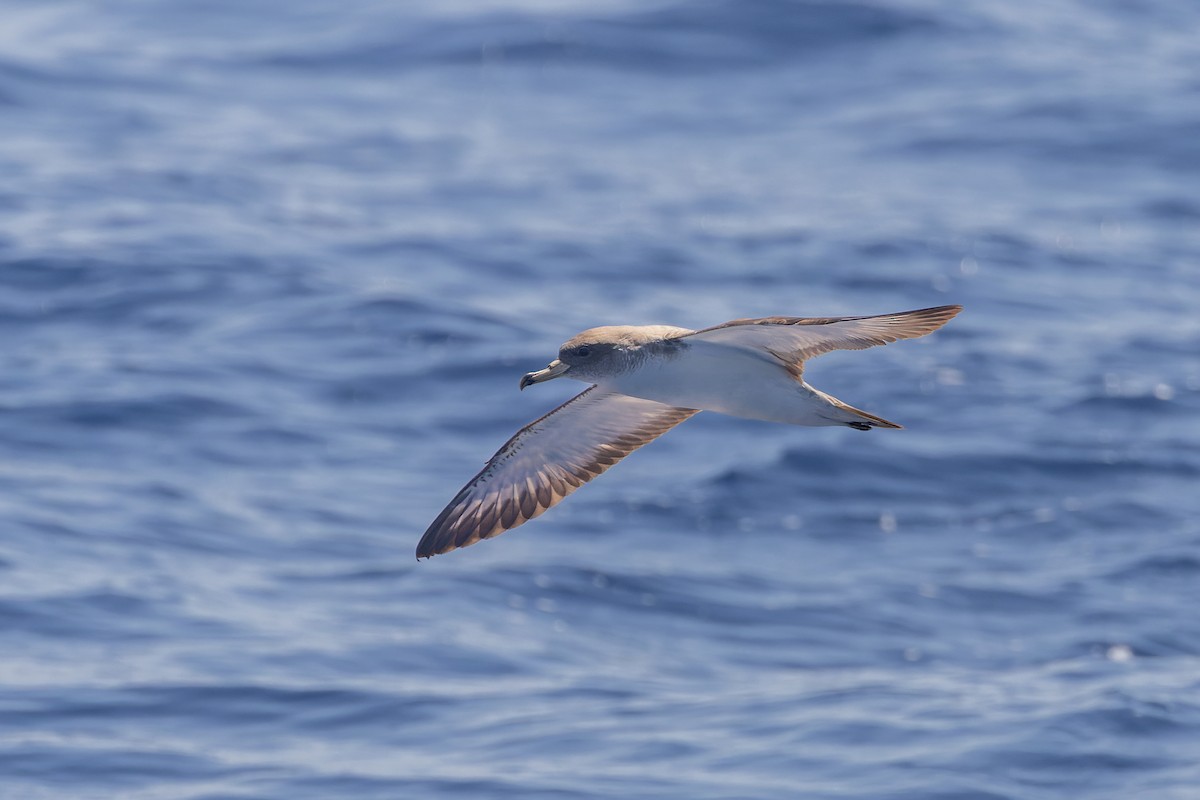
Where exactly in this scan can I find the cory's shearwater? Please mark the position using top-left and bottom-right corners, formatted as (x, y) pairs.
(417, 304), (962, 558)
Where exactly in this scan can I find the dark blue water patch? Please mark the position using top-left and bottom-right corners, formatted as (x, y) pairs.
(711, 444), (1148, 512)
(339, 235), (572, 292)
(0, 256), (297, 332)
(187, 684), (437, 734)
(336, 233), (486, 261)
(4, 514), (89, 543)
(912, 122), (1200, 174)
(257, 0), (944, 74)
(0, 684), (377, 730)
(933, 583), (1083, 616)
(0, 56), (92, 89)
(1125, 332), (1200, 359)
(873, 790), (1012, 800)
(228, 774), (608, 800)
(967, 231), (1042, 265)
(0, 256), (103, 291)
(245, 294), (525, 356)
(99, 512), (270, 558)
(1054, 694), (1194, 737)
(708, 228), (812, 256)
(71, 166), (267, 210)
(0, 589), (230, 641)
(980, 746), (1174, 779)
(271, 565), (412, 588)
(351, 296), (488, 332)
(472, 565), (803, 629)
(1060, 391), (1192, 417)
(836, 271), (945, 294)
(251, 639), (528, 686)
(316, 358), (468, 405)
(0, 743), (245, 789)
(237, 424), (326, 449)
(4, 392), (254, 433)
(0, 74), (21, 106)
(1129, 629), (1200, 659)
(1104, 552), (1200, 582)
(1142, 197), (1200, 221)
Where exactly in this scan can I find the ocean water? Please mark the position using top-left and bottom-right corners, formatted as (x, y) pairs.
(2, 1), (1199, 798)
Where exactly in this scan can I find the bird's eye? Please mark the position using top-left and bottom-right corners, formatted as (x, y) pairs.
(576, 346), (591, 357)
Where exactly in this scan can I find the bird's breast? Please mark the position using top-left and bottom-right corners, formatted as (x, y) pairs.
(601, 343), (825, 424)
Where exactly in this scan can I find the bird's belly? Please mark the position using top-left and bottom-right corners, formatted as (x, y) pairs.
(602, 352), (832, 426)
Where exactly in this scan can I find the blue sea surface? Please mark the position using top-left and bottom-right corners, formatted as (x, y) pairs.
(2, 1), (1199, 798)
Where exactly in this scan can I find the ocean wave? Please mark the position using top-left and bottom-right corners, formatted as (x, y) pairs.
(259, 0), (944, 73)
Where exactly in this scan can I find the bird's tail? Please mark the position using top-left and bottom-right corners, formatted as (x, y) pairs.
(819, 393), (903, 431)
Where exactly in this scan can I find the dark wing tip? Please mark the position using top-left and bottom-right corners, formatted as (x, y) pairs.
(415, 534), (444, 559)
(901, 304), (963, 335)
(415, 526), (451, 559)
(902, 302), (961, 323)
(922, 303), (963, 318)
(414, 492), (478, 559)
(416, 524), (479, 559)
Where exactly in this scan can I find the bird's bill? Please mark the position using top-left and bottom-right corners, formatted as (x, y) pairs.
(520, 359), (569, 390)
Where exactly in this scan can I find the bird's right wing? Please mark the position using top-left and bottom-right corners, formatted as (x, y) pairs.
(417, 387), (698, 558)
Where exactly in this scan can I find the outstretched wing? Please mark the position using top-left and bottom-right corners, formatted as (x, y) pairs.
(680, 305), (961, 378)
(417, 388), (698, 558)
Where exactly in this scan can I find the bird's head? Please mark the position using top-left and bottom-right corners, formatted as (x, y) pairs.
(520, 327), (646, 389)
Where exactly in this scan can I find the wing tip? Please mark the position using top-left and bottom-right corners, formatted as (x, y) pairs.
(415, 533), (447, 559)
(906, 303), (963, 321)
(882, 304), (963, 339)
(924, 303), (963, 319)
(416, 534), (475, 559)
(415, 513), (476, 559)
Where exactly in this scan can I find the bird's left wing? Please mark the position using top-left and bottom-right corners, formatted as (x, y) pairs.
(417, 387), (698, 558)
(678, 305), (961, 378)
